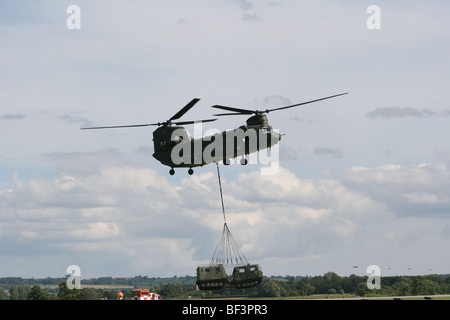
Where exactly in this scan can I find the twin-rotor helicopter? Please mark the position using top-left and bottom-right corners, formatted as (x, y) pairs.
(81, 93), (348, 175)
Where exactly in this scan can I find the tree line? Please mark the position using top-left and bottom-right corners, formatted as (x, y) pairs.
(1, 273), (449, 300)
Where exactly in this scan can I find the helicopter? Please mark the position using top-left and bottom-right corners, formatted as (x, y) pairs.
(81, 93), (348, 175)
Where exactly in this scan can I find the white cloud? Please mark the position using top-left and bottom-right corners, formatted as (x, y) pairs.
(340, 161), (450, 216)
(70, 222), (123, 240)
(403, 192), (440, 204)
(1, 153), (450, 277)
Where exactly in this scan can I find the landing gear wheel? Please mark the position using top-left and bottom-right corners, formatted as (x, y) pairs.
(169, 168), (175, 175)
(188, 168), (194, 175)
(240, 157), (248, 165)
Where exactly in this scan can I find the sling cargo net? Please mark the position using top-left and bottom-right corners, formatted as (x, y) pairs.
(196, 222), (263, 290)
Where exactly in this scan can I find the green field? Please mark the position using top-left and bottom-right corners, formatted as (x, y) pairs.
(1, 273), (450, 300)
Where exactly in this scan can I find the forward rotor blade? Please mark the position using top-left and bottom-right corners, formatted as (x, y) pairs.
(173, 118), (217, 125)
(81, 123), (157, 130)
(169, 98), (201, 121)
(211, 105), (254, 115)
(211, 92), (348, 116)
(266, 92), (348, 113)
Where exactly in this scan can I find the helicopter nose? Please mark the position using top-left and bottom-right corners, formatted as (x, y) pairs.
(273, 131), (282, 141)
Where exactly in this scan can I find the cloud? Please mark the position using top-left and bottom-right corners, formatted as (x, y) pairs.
(0, 114), (26, 120)
(176, 17), (189, 25)
(0, 153), (202, 276)
(314, 147), (342, 157)
(243, 13), (262, 22)
(279, 145), (304, 161)
(2, 151), (450, 277)
(229, 0), (261, 22)
(366, 106), (440, 119)
(0, 151), (388, 277)
(252, 95), (292, 109)
(231, 0), (253, 11)
(58, 114), (94, 128)
(340, 161), (450, 217)
(288, 116), (301, 122)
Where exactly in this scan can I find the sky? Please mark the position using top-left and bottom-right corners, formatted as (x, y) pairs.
(1, 0), (450, 280)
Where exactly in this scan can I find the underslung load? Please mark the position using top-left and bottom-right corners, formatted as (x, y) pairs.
(196, 164), (263, 290)
(196, 222), (263, 290)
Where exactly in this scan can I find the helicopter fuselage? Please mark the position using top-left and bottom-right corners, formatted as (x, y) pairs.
(152, 120), (281, 172)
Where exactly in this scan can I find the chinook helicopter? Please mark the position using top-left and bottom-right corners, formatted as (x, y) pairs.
(81, 93), (347, 175)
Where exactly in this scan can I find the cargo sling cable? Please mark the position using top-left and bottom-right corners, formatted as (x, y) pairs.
(216, 161), (227, 222)
(210, 162), (248, 268)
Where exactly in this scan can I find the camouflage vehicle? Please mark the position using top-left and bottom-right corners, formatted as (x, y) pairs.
(196, 264), (230, 290)
(231, 264), (263, 289)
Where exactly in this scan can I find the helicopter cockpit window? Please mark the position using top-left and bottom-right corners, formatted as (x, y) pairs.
(261, 127), (271, 133)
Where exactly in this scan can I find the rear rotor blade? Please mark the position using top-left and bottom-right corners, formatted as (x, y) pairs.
(211, 93), (348, 116)
(169, 98), (201, 121)
(266, 92), (348, 113)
